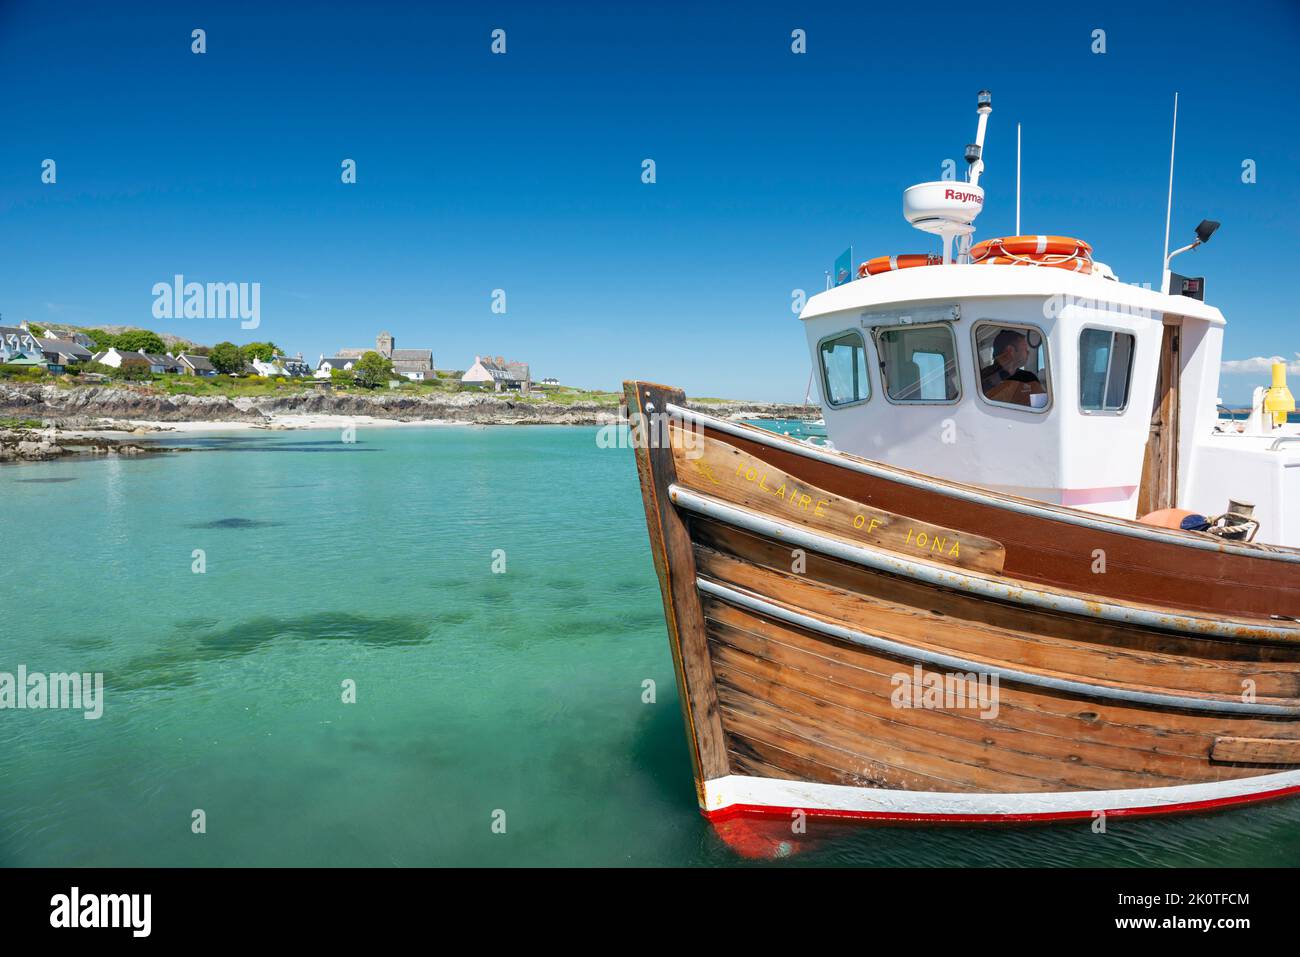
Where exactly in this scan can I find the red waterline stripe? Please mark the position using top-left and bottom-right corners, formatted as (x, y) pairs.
(702, 783), (1300, 826)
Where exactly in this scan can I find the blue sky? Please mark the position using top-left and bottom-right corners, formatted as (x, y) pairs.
(1, 1), (1296, 402)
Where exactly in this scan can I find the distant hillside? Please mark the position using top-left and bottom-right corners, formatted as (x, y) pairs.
(34, 323), (205, 352)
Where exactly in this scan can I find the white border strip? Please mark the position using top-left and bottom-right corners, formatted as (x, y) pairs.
(667, 402), (1300, 565)
(698, 577), (1300, 715)
(671, 484), (1300, 642)
(702, 770), (1300, 818)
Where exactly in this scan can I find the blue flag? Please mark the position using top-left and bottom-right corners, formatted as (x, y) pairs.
(833, 247), (853, 286)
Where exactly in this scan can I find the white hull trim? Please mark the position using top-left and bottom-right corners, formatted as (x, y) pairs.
(701, 770), (1300, 823)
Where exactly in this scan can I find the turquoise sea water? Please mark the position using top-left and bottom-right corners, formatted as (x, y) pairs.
(3, 425), (1299, 867)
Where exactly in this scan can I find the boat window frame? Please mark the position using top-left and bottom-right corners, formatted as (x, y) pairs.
(1078, 325), (1137, 416)
(815, 328), (873, 409)
(870, 320), (963, 406)
(969, 319), (1054, 415)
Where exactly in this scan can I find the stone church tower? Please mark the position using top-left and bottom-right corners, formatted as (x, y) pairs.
(376, 331), (394, 358)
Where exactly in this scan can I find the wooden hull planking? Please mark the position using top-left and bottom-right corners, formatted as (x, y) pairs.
(624, 381), (1300, 825)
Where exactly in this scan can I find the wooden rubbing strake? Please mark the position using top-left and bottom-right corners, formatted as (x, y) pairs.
(670, 425), (1006, 574)
(1211, 736), (1300, 765)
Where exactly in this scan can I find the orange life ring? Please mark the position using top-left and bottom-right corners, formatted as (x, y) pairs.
(857, 253), (943, 278)
(970, 235), (1094, 274)
(971, 235), (1093, 260)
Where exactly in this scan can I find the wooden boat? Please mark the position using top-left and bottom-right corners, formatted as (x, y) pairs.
(624, 92), (1300, 826)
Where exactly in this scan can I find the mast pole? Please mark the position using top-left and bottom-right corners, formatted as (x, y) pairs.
(1162, 93), (1179, 294)
(1016, 123), (1021, 235)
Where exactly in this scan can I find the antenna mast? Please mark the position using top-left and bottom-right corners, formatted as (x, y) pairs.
(1016, 123), (1022, 235)
(902, 91), (990, 264)
(958, 90), (993, 261)
(1161, 93), (1179, 294)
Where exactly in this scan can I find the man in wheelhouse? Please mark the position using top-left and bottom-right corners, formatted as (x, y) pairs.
(980, 328), (1046, 407)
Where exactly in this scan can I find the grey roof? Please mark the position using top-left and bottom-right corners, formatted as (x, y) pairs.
(144, 352), (182, 370)
(177, 353), (215, 371)
(38, 326), (91, 346)
(474, 357), (529, 381)
(37, 338), (92, 360)
(317, 356), (356, 369)
(390, 349), (432, 361)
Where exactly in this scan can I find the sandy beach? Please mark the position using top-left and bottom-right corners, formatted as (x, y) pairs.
(65, 413), (464, 439)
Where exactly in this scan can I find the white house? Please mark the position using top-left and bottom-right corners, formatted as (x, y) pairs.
(251, 354), (311, 377)
(277, 354), (312, 377)
(24, 323), (93, 349)
(0, 326), (42, 363)
(91, 348), (168, 374)
(315, 355), (357, 379)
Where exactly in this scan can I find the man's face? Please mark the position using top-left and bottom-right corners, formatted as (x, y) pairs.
(1001, 335), (1029, 370)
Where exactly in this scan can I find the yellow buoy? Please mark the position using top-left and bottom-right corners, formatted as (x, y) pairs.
(1263, 360), (1296, 427)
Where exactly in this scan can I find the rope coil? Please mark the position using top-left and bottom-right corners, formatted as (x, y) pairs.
(1204, 512), (1260, 542)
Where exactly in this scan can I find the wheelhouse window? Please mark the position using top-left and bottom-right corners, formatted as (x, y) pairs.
(1079, 328), (1136, 412)
(973, 322), (1051, 411)
(875, 323), (960, 403)
(818, 331), (870, 407)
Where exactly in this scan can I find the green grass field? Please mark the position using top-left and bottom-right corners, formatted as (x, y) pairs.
(1, 367), (642, 405)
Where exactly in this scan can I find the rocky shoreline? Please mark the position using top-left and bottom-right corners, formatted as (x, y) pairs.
(0, 382), (814, 430)
(0, 426), (179, 462)
(0, 382), (816, 463)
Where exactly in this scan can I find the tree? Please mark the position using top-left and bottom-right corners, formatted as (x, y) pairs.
(209, 341), (244, 375)
(239, 341), (280, 363)
(354, 351), (394, 389)
(114, 360), (153, 381)
(329, 366), (354, 386)
(114, 329), (167, 354)
(83, 328), (117, 351)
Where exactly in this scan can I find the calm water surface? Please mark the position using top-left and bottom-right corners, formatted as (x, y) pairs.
(2, 425), (1298, 866)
